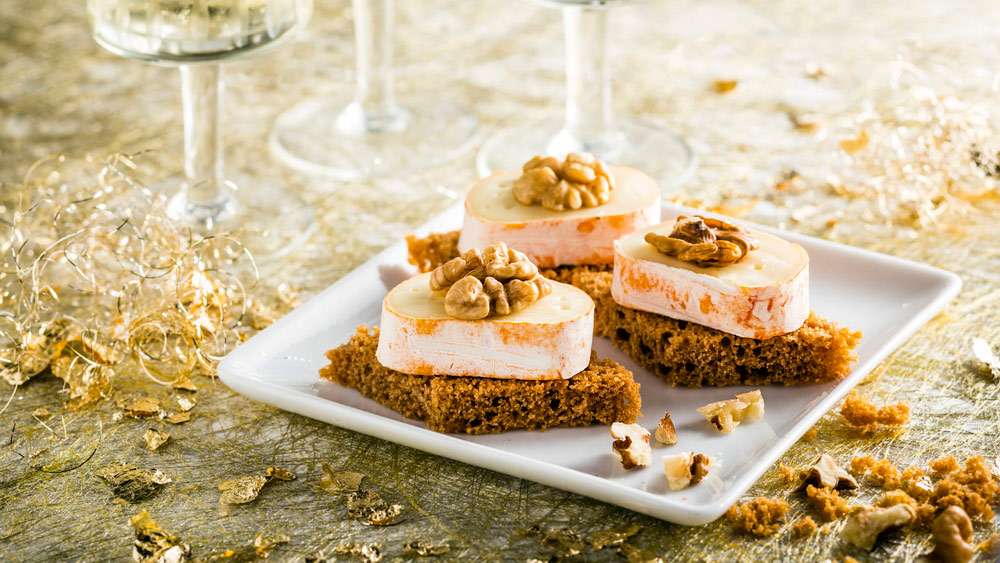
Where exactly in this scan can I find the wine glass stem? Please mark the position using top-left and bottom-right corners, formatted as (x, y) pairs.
(178, 63), (232, 227)
(562, 6), (613, 146)
(342, 0), (405, 133)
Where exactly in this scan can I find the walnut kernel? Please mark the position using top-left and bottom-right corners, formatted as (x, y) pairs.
(645, 215), (759, 268)
(697, 389), (765, 434)
(654, 412), (677, 445)
(610, 422), (651, 470)
(430, 243), (551, 320)
(801, 454), (859, 490)
(928, 506), (975, 563)
(513, 153), (615, 212)
(663, 452), (711, 491)
(840, 504), (915, 550)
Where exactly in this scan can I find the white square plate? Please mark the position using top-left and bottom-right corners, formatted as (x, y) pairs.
(218, 202), (960, 525)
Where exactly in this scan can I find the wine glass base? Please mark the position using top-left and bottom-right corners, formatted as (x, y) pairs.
(166, 177), (316, 265)
(476, 116), (697, 193)
(270, 95), (478, 181)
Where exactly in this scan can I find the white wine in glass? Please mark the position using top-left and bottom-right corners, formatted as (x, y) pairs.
(88, 0), (315, 262)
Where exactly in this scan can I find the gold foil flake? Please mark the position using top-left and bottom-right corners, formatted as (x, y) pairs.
(402, 541), (450, 556)
(176, 395), (196, 412)
(143, 429), (170, 451)
(164, 412), (192, 424)
(972, 338), (1000, 378)
(590, 525), (640, 550)
(252, 532), (290, 558)
(129, 510), (191, 563)
(712, 79), (738, 94)
(265, 467), (296, 481)
(276, 283), (301, 309)
(31, 407), (55, 421)
(618, 543), (665, 563)
(123, 397), (162, 418)
(346, 490), (405, 526)
(1, 152), (258, 399)
(97, 463), (171, 502)
(320, 462), (364, 493)
(537, 528), (585, 558)
(218, 476), (268, 505)
(171, 376), (198, 392)
(333, 542), (382, 563)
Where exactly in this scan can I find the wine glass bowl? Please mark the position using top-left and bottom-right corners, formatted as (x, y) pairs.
(88, 0), (312, 63)
(86, 0), (316, 263)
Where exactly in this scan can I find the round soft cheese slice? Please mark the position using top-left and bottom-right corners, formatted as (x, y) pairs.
(376, 272), (595, 379)
(458, 166), (660, 268)
(611, 222), (809, 339)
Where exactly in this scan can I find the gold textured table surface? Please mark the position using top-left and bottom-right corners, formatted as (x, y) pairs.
(2, 0), (1000, 561)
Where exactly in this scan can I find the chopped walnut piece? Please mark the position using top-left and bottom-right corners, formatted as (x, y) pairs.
(513, 153), (615, 212)
(610, 422), (651, 470)
(840, 504), (915, 550)
(927, 506), (974, 563)
(725, 497), (790, 537)
(645, 215), (758, 268)
(801, 454), (858, 490)
(429, 243), (552, 320)
(654, 412), (677, 445)
(663, 452), (711, 491)
(839, 391), (910, 432)
(697, 389), (764, 434)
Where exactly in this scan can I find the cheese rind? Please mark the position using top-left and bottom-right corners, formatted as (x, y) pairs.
(376, 273), (594, 379)
(611, 221), (809, 339)
(458, 166), (660, 267)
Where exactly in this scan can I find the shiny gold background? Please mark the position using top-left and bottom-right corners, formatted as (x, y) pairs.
(2, 0), (1000, 560)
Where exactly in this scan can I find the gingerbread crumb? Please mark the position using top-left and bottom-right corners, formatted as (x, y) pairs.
(929, 455), (961, 476)
(780, 464), (797, 485)
(805, 484), (851, 521)
(850, 455), (901, 489)
(792, 516), (818, 538)
(839, 391), (910, 432)
(726, 497), (791, 537)
(801, 426), (818, 441)
(978, 533), (1000, 556)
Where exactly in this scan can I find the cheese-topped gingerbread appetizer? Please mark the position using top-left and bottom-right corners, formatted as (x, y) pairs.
(576, 212), (861, 387)
(321, 242), (641, 434)
(612, 215), (809, 339)
(407, 153), (659, 281)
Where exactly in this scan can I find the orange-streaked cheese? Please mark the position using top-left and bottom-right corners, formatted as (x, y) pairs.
(458, 166), (660, 268)
(376, 273), (594, 379)
(611, 222), (809, 339)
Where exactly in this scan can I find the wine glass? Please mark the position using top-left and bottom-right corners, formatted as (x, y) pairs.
(477, 1), (695, 192)
(268, 0), (478, 181)
(87, 0), (315, 262)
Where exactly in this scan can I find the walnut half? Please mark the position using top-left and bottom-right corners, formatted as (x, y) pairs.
(800, 454), (859, 490)
(645, 215), (758, 268)
(697, 390), (765, 434)
(840, 504), (915, 550)
(513, 153), (615, 212)
(928, 506), (974, 563)
(663, 452), (712, 491)
(610, 422), (651, 470)
(429, 243), (552, 320)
